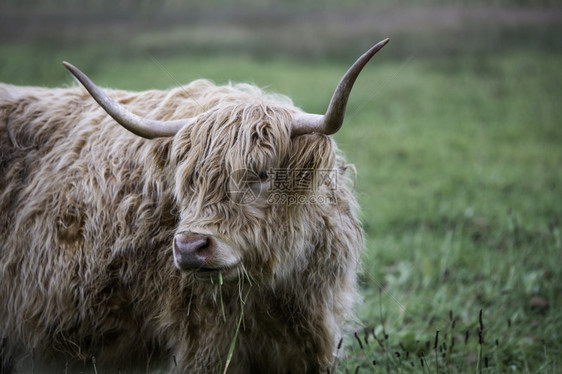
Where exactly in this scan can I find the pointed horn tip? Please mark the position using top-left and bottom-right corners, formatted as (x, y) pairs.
(62, 61), (82, 78)
(370, 38), (390, 52)
(62, 61), (74, 70)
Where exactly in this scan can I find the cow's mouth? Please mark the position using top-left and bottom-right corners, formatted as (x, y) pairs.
(193, 263), (241, 281)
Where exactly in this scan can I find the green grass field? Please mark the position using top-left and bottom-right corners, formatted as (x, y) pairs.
(1, 3), (561, 372)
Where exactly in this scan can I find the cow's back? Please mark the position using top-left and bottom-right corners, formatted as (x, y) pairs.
(0, 83), (181, 372)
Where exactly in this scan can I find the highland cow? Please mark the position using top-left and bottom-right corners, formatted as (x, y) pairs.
(0, 39), (388, 373)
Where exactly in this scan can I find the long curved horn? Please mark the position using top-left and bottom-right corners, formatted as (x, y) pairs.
(292, 38), (389, 136)
(63, 62), (191, 139)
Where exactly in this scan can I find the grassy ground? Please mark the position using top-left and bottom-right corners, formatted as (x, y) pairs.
(338, 52), (562, 372)
(1, 3), (561, 373)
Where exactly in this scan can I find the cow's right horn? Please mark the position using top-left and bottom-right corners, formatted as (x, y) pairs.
(63, 62), (192, 139)
(291, 38), (389, 136)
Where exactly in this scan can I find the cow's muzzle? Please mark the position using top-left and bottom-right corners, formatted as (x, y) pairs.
(173, 232), (216, 271)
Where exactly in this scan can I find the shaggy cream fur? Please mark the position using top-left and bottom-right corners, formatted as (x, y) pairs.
(0, 79), (363, 373)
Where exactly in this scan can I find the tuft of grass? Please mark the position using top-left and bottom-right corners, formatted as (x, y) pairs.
(223, 280), (252, 374)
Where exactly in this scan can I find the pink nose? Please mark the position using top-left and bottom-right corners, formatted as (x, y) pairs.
(173, 232), (215, 270)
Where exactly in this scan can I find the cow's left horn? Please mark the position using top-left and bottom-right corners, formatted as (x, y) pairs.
(63, 62), (192, 139)
(292, 38), (389, 136)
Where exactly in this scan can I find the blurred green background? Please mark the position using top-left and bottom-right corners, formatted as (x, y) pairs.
(1, 0), (561, 372)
